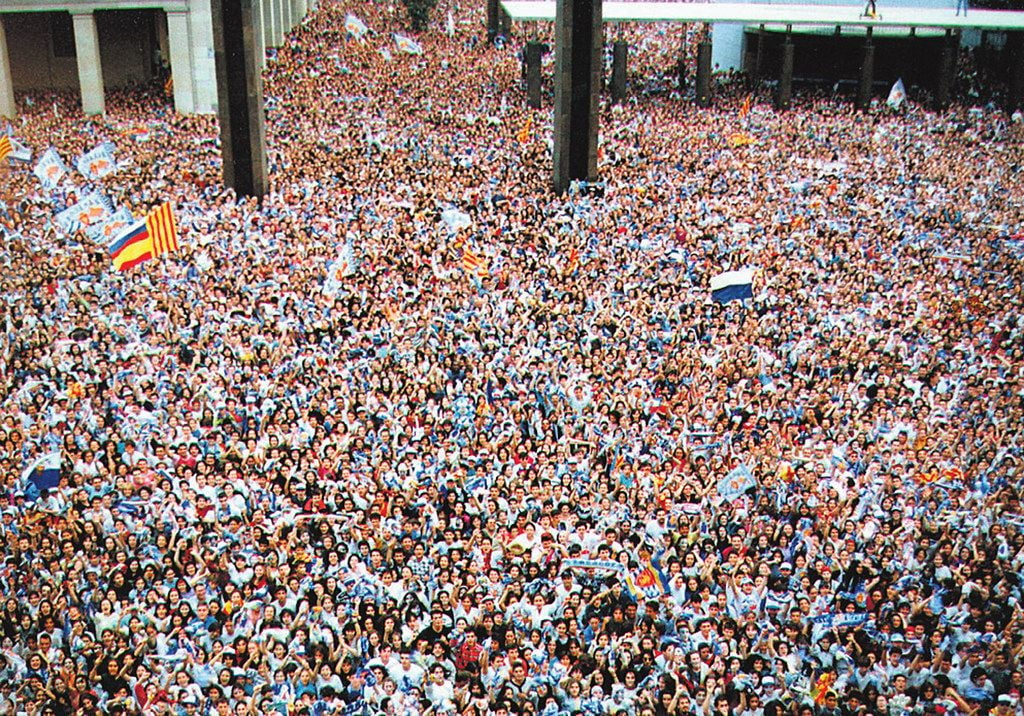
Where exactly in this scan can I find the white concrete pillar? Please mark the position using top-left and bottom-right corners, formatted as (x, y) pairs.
(263, 0), (277, 48)
(280, 0), (292, 35)
(188, 0), (217, 113)
(273, 0), (285, 45)
(292, 0), (308, 26)
(0, 16), (16, 119)
(252, 0), (267, 69)
(166, 10), (195, 114)
(72, 12), (105, 116)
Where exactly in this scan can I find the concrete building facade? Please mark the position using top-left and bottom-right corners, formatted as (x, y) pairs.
(0, 0), (314, 118)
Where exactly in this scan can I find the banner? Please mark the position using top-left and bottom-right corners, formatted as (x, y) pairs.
(394, 34), (423, 55)
(6, 136), (32, 162)
(718, 463), (756, 500)
(626, 564), (667, 601)
(76, 143), (118, 180)
(886, 78), (907, 109)
(55, 192), (113, 235)
(22, 452), (61, 492)
(562, 559), (626, 573)
(33, 148), (69, 190)
(344, 13), (369, 39)
(85, 207), (134, 243)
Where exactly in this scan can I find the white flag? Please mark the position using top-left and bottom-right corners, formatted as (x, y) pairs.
(887, 78), (906, 109)
(6, 137), (31, 162)
(394, 34), (423, 55)
(33, 148), (69, 189)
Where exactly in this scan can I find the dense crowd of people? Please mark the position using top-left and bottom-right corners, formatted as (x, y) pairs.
(1, 0), (1023, 715)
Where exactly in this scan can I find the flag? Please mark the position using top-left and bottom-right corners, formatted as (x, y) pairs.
(146, 202), (178, 256)
(76, 143), (117, 180)
(345, 14), (369, 39)
(627, 564), (667, 601)
(109, 220), (153, 271)
(108, 203), (178, 271)
(22, 452), (61, 492)
(727, 132), (754, 148)
(517, 115), (534, 144)
(127, 125), (151, 142)
(710, 268), (755, 303)
(0, 137), (10, 162)
(886, 78), (906, 109)
(324, 244), (357, 296)
(565, 247), (580, 275)
(5, 137), (31, 162)
(440, 208), (471, 232)
(718, 463), (756, 500)
(739, 96), (752, 119)
(33, 148), (69, 189)
(811, 673), (837, 705)
(55, 192), (113, 235)
(462, 248), (487, 276)
(394, 34), (423, 55)
(777, 461), (795, 483)
(85, 207), (134, 243)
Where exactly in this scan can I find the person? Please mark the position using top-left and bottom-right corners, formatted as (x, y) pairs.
(0, 0), (1022, 714)
(955, 0), (968, 16)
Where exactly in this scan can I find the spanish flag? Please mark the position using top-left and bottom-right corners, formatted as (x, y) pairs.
(0, 136), (11, 162)
(109, 220), (154, 271)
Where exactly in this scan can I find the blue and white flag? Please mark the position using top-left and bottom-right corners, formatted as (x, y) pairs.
(562, 559), (627, 574)
(833, 612), (870, 628)
(440, 208), (472, 233)
(6, 136), (31, 162)
(22, 452), (61, 492)
(344, 13), (369, 39)
(54, 192), (113, 235)
(718, 463), (756, 500)
(394, 34), (423, 55)
(710, 268), (755, 303)
(76, 142), (117, 180)
(85, 207), (134, 243)
(886, 78), (907, 109)
(324, 244), (357, 297)
(33, 148), (69, 189)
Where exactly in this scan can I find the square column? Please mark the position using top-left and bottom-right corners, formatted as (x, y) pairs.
(72, 12), (105, 116)
(526, 41), (543, 108)
(211, 0), (268, 197)
(552, 0), (603, 193)
(291, 0), (307, 27)
(264, 0), (278, 47)
(272, 0), (284, 45)
(166, 11), (196, 114)
(0, 16), (15, 119)
(188, 0), (218, 113)
(252, 0), (266, 68)
(280, 0), (292, 35)
(696, 39), (711, 106)
(611, 40), (627, 104)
